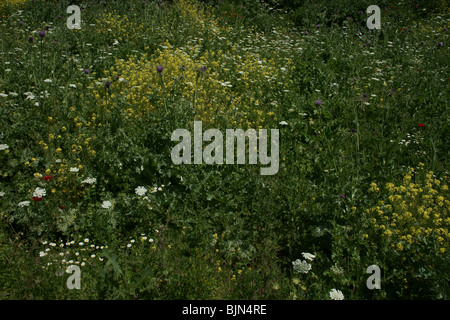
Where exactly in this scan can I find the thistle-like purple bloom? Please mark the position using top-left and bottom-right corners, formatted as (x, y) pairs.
(156, 65), (164, 73)
(352, 128), (357, 133)
(305, 31), (309, 35)
(315, 99), (322, 105)
(39, 30), (45, 38)
(29, 36), (34, 42)
(339, 194), (346, 199)
(19, 21), (23, 25)
(438, 42), (443, 47)
(105, 81), (111, 88)
(84, 69), (90, 74)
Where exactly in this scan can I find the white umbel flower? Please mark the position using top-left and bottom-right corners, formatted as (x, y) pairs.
(329, 288), (344, 300)
(18, 201), (31, 207)
(81, 177), (97, 184)
(292, 259), (312, 273)
(302, 252), (316, 261)
(135, 186), (147, 196)
(102, 201), (112, 209)
(0, 144), (9, 150)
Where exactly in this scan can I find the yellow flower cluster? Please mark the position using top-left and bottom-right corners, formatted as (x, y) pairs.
(93, 11), (148, 45)
(0, 0), (29, 13)
(366, 165), (449, 255)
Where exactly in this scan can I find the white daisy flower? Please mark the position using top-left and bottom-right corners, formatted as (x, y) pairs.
(33, 187), (46, 198)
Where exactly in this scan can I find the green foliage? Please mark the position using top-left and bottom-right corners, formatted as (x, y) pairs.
(0, 0), (448, 299)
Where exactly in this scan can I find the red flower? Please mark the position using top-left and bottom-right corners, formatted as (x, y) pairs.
(59, 206), (65, 210)
(418, 123), (425, 128)
(33, 196), (43, 202)
(43, 175), (53, 182)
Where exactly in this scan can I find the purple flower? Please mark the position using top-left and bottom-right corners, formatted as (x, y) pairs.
(315, 99), (322, 105)
(28, 36), (34, 42)
(317, 24), (320, 28)
(105, 81), (111, 88)
(84, 69), (90, 74)
(305, 31), (309, 35)
(339, 194), (346, 199)
(116, 75), (120, 80)
(58, 15), (62, 19)
(438, 42), (443, 47)
(363, 93), (368, 98)
(156, 65), (164, 73)
(19, 21), (23, 25)
(39, 30), (45, 38)
(444, 28), (447, 32)
(45, 25), (50, 30)
(352, 128), (357, 133)
(353, 77), (357, 81)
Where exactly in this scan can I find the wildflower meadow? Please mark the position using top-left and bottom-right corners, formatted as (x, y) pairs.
(0, 0), (448, 301)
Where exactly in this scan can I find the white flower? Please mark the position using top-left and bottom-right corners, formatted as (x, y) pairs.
(330, 263), (344, 275)
(279, 121), (288, 125)
(149, 238), (154, 243)
(135, 186), (147, 196)
(69, 84), (77, 88)
(33, 187), (46, 198)
(127, 244), (132, 248)
(91, 254), (95, 258)
(0, 191), (5, 197)
(39, 251), (46, 257)
(0, 144), (9, 150)
(81, 262), (85, 266)
(81, 177), (96, 184)
(70, 167), (79, 172)
(84, 238), (89, 242)
(292, 259), (311, 273)
(18, 201), (31, 207)
(0, 93), (8, 98)
(302, 252), (315, 261)
(102, 201), (112, 209)
(329, 288), (344, 300)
